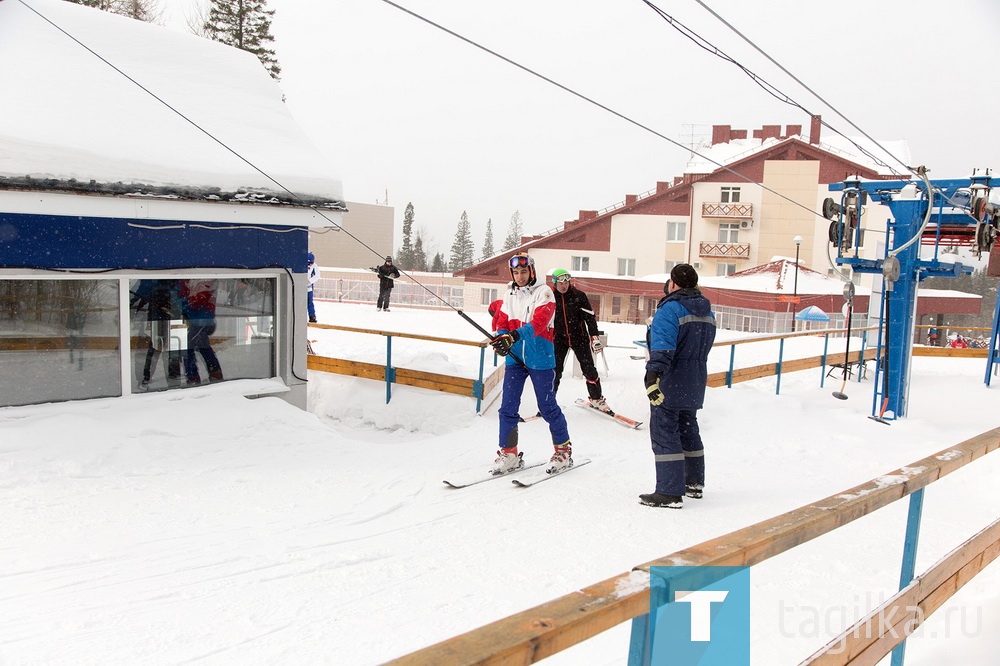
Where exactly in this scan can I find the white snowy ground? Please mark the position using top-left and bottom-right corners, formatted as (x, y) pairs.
(2, 301), (998, 665)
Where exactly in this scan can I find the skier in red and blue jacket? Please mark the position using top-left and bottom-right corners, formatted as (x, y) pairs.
(488, 252), (573, 476)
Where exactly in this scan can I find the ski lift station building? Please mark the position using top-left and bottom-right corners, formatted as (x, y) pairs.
(0, 0), (345, 409)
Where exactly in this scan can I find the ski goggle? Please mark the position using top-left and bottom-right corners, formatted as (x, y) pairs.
(509, 255), (533, 268)
(553, 274), (572, 283)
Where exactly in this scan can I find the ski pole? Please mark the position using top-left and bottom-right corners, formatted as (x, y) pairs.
(457, 310), (525, 367)
(833, 299), (853, 400)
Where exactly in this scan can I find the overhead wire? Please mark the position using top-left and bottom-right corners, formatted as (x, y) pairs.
(678, 0), (911, 177)
(14, 0), (483, 335)
(378, 0), (852, 226)
(678, 0), (983, 223)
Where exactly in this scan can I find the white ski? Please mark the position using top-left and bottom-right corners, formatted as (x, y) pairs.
(443, 461), (545, 488)
(573, 398), (643, 429)
(511, 458), (592, 487)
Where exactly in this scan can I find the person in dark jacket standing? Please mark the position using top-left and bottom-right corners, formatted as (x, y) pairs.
(640, 263), (716, 509)
(374, 256), (400, 311)
(550, 269), (610, 411)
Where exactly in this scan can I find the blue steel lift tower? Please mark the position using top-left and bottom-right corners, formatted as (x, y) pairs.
(827, 170), (996, 420)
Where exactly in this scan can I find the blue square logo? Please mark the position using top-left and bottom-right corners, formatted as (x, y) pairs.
(648, 566), (750, 665)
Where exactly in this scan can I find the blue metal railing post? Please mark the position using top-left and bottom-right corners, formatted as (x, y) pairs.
(775, 338), (785, 395)
(627, 614), (652, 666)
(475, 346), (486, 412)
(727, 345), (735, 388)
(858, 330), (869, 383)
(385, 335), (394, 404)
(890, 488), (925, 666)
(820, 333), (830, 388)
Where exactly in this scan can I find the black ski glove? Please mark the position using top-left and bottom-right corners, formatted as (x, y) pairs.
(490, 330), (520, 356)
(644, 370), (664, 406)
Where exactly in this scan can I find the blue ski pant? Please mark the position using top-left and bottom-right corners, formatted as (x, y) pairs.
(498, 364), (570, 450)
(649, 406), (705, 496)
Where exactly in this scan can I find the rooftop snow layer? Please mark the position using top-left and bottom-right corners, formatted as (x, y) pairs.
(0, 0), (343, 205)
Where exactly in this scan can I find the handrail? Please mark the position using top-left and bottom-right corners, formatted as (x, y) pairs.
(384, 427), (1000, 665)
(310, 322), (489, 348)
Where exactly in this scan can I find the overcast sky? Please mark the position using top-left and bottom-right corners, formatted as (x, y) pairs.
(160, 0), (1000, 259)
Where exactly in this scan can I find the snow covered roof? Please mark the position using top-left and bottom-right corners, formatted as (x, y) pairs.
(0, 0), (344, 208)
(684, 131), (910, 178)
(699, 259), (867, 296)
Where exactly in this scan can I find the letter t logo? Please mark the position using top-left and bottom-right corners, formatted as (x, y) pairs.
(675, 590), (730, 641)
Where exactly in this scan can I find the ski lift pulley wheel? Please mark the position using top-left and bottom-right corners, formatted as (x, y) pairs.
(843, 281), (855, 301)
(822, 197), (841, 220)
(883, 256), (901, 283)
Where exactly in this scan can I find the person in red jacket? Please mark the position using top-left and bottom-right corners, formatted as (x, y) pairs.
(550, 269), (610, 412)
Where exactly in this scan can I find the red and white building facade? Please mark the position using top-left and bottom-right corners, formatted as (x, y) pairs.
(457, 116), (910, 328)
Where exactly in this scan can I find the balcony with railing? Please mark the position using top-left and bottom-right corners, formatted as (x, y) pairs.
(699, 241), (751, 260)
(701, 201), (753, 219)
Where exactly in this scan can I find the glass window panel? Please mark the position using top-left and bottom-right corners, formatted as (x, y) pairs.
(128, 277), (275, 392)
(0, 279), (121, 407)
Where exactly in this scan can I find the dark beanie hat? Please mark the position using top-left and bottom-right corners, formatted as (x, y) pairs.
(670, 263), (699, 289)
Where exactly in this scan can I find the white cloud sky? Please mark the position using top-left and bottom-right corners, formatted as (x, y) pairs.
(68, 0), (1000, 258)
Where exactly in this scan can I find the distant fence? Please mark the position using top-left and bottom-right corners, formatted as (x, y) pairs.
(313, 276), (463, 310)
(385, 428), (1000, 665)
(305, 323), (502, 411)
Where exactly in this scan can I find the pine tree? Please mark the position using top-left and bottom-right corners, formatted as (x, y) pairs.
(502, 210), (523, 251)
(450, 211), (475, 271)
(412, 234), (428, 272)
(482, 217), (495, 260)
(203, 0), (282, 81)
(64, 0), (162, 22)
(431, 253), (447, 273)
(396, 202), (416, 270)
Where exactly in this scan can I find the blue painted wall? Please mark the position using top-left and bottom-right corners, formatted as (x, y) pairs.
(0, 213), (308, 272)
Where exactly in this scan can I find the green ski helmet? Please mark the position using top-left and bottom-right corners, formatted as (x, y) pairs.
(551, 269), (572, 284)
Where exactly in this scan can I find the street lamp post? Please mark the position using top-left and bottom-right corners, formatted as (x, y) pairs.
(791, 235), (803, 332)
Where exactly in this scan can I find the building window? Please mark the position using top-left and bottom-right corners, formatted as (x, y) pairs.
(611, 296), (622, 316)
(0, 279), (121, 407)
(717, 263), (737, 276)
(667, 221), (686, 242)
(128, 277), (275, 394)
(721, 186), (741, 203)
(719, 223), (740, 243)
(572, 256), (590, 272)
(665, 260), (680, 274)
(481, 287), (497, 306)
(617, 258), (636, 276)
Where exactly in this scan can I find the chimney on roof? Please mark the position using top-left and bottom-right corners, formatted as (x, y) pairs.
(753, 125), (781, 141)
(786, 124), (802, 138)
(711, 125), (731, 144)
(810, 115), (822, 145)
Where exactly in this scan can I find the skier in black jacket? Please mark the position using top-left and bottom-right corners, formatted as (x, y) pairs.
(550, 269), (610, 411)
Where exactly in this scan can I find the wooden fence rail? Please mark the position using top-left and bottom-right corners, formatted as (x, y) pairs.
(384, 427), (1000, 665)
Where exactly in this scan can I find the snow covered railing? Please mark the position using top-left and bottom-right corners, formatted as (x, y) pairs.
(306, 323), (502, 411)
(384, 427), (1000, 666)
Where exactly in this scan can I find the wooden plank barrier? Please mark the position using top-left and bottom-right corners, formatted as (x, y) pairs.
(384, 427), (1000, 665)
(307, 354), (503, 400)
(802, 518), (1000, 665)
